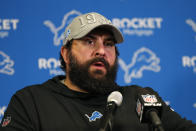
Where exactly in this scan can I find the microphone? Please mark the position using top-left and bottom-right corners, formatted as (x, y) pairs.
(136, 88), (164, 131)
(99, 91), (123, 131)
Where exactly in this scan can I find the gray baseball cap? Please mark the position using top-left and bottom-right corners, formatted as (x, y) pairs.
(63, 12), (124, 45)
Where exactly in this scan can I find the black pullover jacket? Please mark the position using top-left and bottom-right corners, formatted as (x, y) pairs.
(1, 75), (196, 131)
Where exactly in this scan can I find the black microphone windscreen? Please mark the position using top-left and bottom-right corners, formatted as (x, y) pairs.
(136, 88), (162, 123)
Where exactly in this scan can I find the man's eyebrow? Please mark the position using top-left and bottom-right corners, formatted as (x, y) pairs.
(84, 34), (96, 39)
(83, 34), (116, 42)
(106, 37), (115, 41)
(105, 37), (116, 43)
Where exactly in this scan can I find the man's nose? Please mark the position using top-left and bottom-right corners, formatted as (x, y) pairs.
(94, 41), (105, 57)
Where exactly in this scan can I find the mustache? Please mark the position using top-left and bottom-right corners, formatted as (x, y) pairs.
(88, 57), (110, 70)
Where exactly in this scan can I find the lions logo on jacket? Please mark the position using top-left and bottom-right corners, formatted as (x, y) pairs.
(85, 111), (103, 122)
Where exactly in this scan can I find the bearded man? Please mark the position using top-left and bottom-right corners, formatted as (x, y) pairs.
(1, 12), (196, 131)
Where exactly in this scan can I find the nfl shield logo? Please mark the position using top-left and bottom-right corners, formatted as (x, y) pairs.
(142, 94), (157, 103)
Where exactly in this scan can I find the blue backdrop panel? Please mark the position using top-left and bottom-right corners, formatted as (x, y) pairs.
(0, 0), (196, 123)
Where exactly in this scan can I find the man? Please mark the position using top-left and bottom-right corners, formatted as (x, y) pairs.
(1, 12), (196, 131)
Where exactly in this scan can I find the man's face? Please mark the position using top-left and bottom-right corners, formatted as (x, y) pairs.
(65, 28), (119, 94)
(69, 28), (117, 79)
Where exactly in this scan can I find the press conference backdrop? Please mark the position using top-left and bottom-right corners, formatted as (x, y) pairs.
(0, 0), (196, 123)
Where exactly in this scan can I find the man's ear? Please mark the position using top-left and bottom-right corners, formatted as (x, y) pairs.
(61, 46), (69, 64)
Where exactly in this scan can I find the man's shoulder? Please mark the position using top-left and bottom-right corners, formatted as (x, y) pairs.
(14, 83), (46, 97)
(14, 75), (64, 98)
(117, 85), (142, 97)
(118, 85), (156, 96)
(120, 85), (154, 91)
(119, 84), (142, 91)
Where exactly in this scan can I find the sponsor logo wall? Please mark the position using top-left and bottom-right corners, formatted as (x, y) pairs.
(0, 19), (19, 39)
(0, 0), (196, 123)
(112, 17), (163, 36)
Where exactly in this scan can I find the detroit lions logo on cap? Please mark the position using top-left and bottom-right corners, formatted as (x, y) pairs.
(65, 29), (71, 39)
(85, 111), (103, 122)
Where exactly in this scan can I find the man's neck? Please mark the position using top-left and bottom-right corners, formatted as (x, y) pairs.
(64, 76), (88, 93)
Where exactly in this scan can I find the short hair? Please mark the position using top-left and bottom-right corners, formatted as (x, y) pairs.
(59, 40), (72, 72)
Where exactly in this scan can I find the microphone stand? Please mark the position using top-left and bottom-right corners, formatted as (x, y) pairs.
(99, 102), (115, 131)
(98, 91), (123, 131)
(149, 111), (164, 131)
(99, 120), (112, 131)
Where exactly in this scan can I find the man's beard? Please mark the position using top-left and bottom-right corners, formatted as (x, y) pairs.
(67, 52), (119, 95)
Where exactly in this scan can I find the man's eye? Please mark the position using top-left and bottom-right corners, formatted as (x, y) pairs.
(87, 40), (94, 45)
(82, 38), (94, 45)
